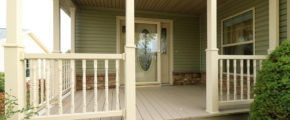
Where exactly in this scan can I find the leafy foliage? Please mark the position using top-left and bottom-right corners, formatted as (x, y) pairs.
(0, 72), (4, 92)
(0, 93), (38, 120)
(249, 40), (290, 120)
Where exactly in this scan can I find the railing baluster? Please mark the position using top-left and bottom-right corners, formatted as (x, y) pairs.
(32, 60), (38, 113)
(64, 60), (69, 92)
(68, 61), (71, 89)
(253, 60), (257, 84)
(51, 60), (55, 100)
(70, 60), (75, 113)
(82, 60), (87, 112)
(50, 61), (54, 100)
(116, 60), (120, 110)
(29, 60), (33, 106)
(94, 60), (98, 112)
(240, 59), (244, 100)
(234, 59), (237, 100)
(247, 59), (250, 100)
(67, 61), (70, 90)
(259, 60), (263, 70)
(105, 60), (109, 111)
(226, 59), (230, 101)
(58, 60), (63, 114)
(63, 61), (66, 91)
(45, 60), (50, 116)
(219, 59), (223, 101)
(36, 60), (39, 106)
(253, 59), (257, 98)
(40, 59), (44, 103)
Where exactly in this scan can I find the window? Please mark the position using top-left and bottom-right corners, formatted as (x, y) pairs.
(222, 10), (254, 55)
(161, 28), (167, 54)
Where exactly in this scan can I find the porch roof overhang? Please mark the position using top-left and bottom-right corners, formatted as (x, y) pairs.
(69, 0), (226, 15)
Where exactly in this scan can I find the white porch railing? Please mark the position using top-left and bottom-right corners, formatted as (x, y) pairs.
(24, 53), (125, 119)
(217, 55), (267, 106)
(62, 60), (71, 94)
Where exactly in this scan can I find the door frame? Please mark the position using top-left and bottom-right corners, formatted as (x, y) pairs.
(116, 16), (174, 85)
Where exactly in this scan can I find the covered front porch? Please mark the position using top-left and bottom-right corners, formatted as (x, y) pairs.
(4, 0), (281, 120)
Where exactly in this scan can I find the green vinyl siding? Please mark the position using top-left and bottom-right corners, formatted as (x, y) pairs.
(280, 0), (287, 42)
(75, 7), (201, 73)
(200, 0), (269, 72)
(200, 13), (207, 72)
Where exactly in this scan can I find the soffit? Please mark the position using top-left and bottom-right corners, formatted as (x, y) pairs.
(72, 0), (226, 15)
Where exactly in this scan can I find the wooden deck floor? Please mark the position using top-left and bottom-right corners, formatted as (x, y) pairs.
(45, 84), (247, 120)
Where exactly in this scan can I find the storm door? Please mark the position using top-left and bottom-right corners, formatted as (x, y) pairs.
(120, 21), (161, 83)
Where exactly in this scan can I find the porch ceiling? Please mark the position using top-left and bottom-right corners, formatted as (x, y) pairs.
(72, 0), (226, 15)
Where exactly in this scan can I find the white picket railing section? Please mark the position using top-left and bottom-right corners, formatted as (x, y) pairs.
(24, 53), (125, 120)
(218, 55), (267, 106)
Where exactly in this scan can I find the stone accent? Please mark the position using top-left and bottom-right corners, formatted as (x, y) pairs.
(173, 72), (201, 85)
(200, 72), (206, 84)
(193, 72), (255, 99)
(76, 74), (116, 90)
(219, 74), (255, 99)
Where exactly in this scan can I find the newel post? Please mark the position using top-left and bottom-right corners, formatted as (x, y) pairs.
(4, 0), (26, 119)
(206, 0), (219, 113)
(124, 0), (136, 119)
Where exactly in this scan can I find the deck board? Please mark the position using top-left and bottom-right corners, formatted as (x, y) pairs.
(43, 84), (231, 120)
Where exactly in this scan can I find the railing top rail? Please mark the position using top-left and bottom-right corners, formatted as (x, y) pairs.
(24, 53), (125, 60)
(218, 55), (267, 60)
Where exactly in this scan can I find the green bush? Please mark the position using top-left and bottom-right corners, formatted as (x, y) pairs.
(0, 93), (37, 120)
(249, 40), (290, 120)
(0, 72), (4, 92)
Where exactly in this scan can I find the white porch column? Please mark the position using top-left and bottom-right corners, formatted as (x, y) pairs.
(53, 0), (61, 53)
(5, 0), (25, 119)
(268, 0), (279, 53)
(124, 0), (136, 119)
(206, 0), (219, 113)
(71, 7), (76, 53)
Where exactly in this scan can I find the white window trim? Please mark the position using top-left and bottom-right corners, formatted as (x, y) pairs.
(221, 8), (256, 55)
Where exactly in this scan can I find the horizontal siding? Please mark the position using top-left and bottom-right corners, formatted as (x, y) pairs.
(280, 0), (287, 43)
(200, 0), (269, 72)
(76, 7), (201, 73)
(200, 14), (206, 72)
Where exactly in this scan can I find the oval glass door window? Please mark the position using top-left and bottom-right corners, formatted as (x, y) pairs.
(137, 29), (153, 71)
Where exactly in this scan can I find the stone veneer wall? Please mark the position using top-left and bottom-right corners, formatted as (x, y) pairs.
(201, 72), (255, 99)
(76, 74), (116, 90)
(219, 75), (255, 99)
(173, 72), (202, 85)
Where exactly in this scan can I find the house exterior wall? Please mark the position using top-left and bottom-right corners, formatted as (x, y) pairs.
(280, 0), (287, 43)
(200, 0), (270, 72)
(75, 7), (201, 73)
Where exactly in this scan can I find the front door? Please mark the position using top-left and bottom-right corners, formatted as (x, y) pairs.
(120, 21), (161, 84)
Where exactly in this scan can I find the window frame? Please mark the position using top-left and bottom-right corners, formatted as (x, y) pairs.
(221, 8), (256, 55)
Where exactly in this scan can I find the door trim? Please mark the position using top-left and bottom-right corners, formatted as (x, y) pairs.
(116, 16), (174, 85)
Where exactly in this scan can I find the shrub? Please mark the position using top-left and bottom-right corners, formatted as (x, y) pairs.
(249, 40), (290, 120)
(0, 72), (4, 92)
(0, 93), (37, 120)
